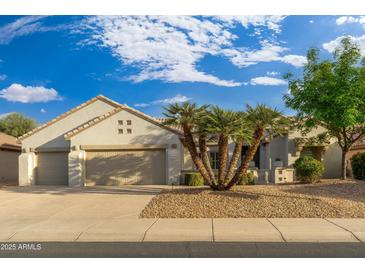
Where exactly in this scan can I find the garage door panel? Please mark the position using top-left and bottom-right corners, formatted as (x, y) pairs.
(86, 150), (166, 185)
(36, 152), (68, 185)
(0, 150), (19, 182)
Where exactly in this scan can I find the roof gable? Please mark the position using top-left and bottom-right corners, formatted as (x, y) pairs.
(64, 104), (182, 139)
(18, 95), (120, 141)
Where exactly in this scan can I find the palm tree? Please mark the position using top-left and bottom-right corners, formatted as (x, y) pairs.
(225, 104), (288, 190)
(196, 128), (217, 185)
(223, 113), (253, 185)
(163, 102), (214, 185)
(204, 107), (248, 188)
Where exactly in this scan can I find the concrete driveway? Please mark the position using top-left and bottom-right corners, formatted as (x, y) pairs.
(0, 185), (165, 241)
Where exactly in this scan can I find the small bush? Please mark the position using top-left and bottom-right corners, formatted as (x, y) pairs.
(351, 153), (365, 180)
(184, 172), (204, 186)
(238, 171), (255, 185)
(294, 156), (324, 183)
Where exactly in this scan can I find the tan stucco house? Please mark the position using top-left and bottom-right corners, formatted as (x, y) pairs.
(17, 95), (342, 187)
(0, 132), (21, 183)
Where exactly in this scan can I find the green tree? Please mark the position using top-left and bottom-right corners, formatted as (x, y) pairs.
(0, 113), (37, 138)
(284, 37), (365, 179)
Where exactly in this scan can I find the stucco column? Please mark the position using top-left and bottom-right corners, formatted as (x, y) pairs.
(283, 134), (289, 166)
(166, 144), (181, 185)
(68, 149), (86, 187)
(18, 152), (36, 186)
(264, 142), (271, 170)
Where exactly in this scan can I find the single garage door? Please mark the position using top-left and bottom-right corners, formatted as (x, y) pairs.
(85, 149), (166, 185)
(0, 150), (20, 183)
(36, 152), (68, 185)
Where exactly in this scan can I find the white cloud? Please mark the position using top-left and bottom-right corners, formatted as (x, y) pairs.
(267, 71), (279, 76)
(81, 16), (241, 87)
(336, 16), (351, 25)
(213, 15), (286, 33)
(0, 83), (62, 103)
(323, 35), (365, 55)
(223, 41), (287, 67)
(129, 64), (240, 87)
(134, 94), (191, 108)
(335, 16), (365, 26)
(280, 54), (307, 67)
(223, 40), (307, 68)
(0, 16), (46, 44)
(0, 16), (69, 45)
(0, 74), (7, 81)
(309, 20), (314, 24)
(80, 16), (303, 86)
(250, 76), (287, 86)
(40, 108), (46, 113)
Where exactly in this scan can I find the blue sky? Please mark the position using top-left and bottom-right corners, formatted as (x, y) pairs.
(0, 15), (364, 123)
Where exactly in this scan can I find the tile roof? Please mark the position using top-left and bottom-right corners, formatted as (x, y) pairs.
(352, 137), (365, 149)
(0, 132), (21, 150)
(154, 117), (183, 132)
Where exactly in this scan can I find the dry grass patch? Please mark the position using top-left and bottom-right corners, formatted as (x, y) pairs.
(140, 180), (365, 218)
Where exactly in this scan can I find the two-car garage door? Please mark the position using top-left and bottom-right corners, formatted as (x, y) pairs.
(85, 149), (166, 186)
(35, 149), (166, 186)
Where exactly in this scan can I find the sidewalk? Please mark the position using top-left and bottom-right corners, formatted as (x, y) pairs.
(2, 218), (365, 243)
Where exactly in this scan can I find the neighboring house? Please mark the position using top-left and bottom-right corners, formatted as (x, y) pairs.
(0, 132), (21, 183)
(18, 95), (342, 187)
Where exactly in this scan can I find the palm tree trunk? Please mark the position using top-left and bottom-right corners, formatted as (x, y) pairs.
(224, 140), (243, 185)
(218, 134), (229, 185)
(182, 125), (212, 185)
(198, 134), (217, 185)
(225, 128), (264, 190)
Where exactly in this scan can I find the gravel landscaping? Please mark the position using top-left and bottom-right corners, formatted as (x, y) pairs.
(140, 180), (365, 218)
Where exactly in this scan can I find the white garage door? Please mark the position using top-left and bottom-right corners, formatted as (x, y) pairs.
(36, 152), (69, 185)
(85, 149), (166, 185)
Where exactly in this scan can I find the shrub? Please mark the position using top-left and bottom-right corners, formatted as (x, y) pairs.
(351, 153), (365, 180)
(293, 156), (324, 183)
(184, 172), (204, 186)
(238, 171), (255, 185)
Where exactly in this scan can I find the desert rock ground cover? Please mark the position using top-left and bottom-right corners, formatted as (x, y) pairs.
(140, 180), (365, 218)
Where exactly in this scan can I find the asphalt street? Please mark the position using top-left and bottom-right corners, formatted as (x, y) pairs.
(2, 242), (365, 258)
